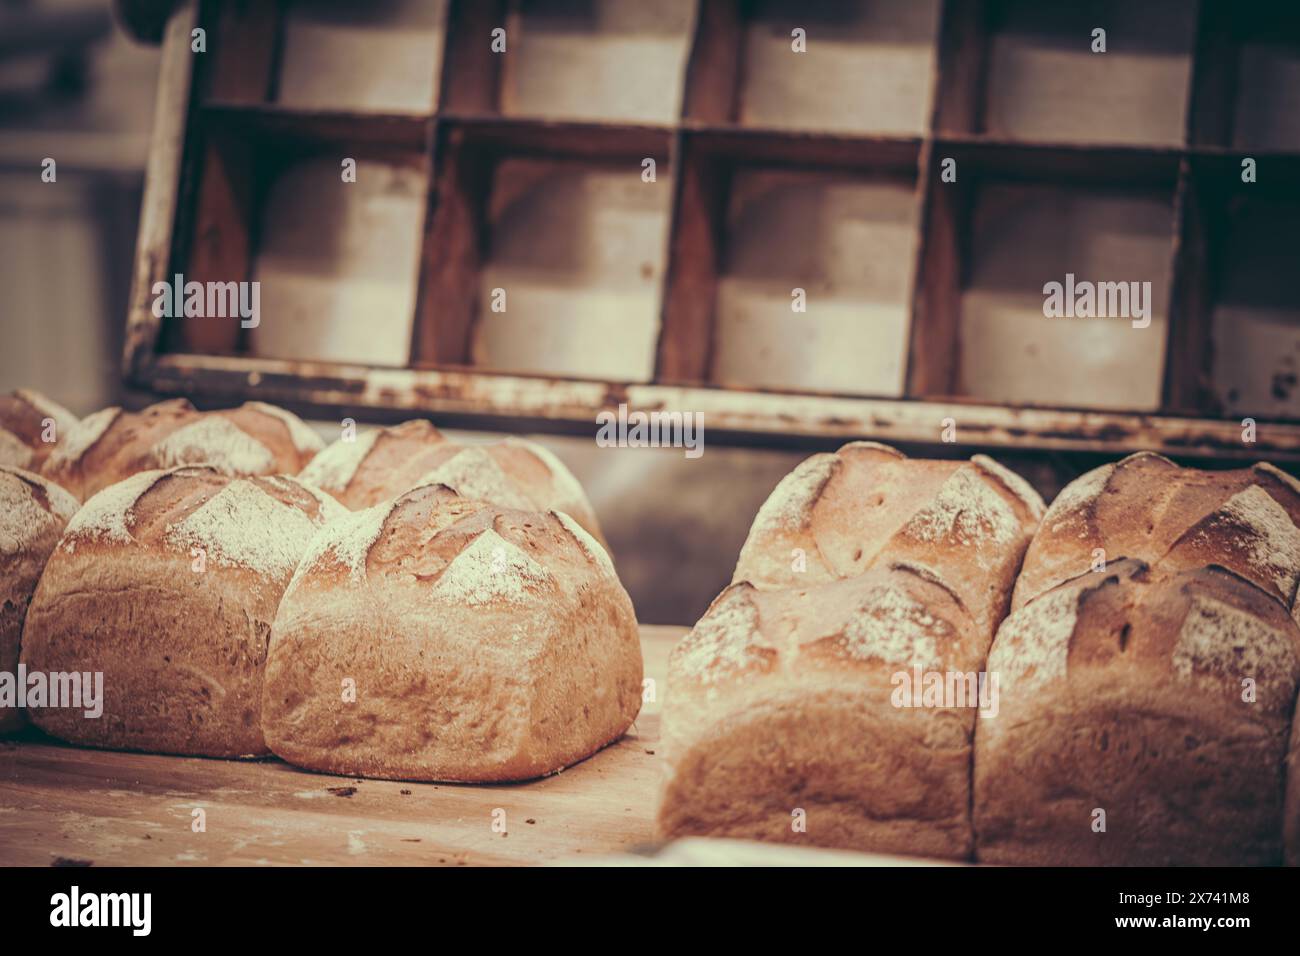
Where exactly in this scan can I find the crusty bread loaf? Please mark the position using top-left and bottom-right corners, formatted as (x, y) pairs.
(659, 564), (982, 858)
(43, 399), (324, 501)
(0, 389), (79, 471)
(733, 441), (1045, 639)
(299, 419), (606, 543)
(659, 442), (1043, 858)
(20, 466), (344, 756)
(1013, 451), (1300, 612)
(0, 467), (79, 734)
(261, 482), (641, 782)
(975, 559), (1300, 865)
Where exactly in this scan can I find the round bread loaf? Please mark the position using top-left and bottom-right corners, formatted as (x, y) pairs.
(1013, 452), (1300, 613)
(659, 563), (982, 859)
(0, 389), (79, 471)
(300, 419), (606, 543)
(43, 398), (324, 501)
(975, 559), (1300, 866)
(261, 482), (641, 782)
(20, 466), (345, 756)
(0, 467), (79, 734)
(733, 441), (1044, 638)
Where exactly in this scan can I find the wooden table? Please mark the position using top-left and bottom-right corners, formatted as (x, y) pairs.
(0, 627), (684, 867)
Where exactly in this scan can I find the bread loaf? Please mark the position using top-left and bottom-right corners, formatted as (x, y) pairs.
(659, 442), (1043, 857)
(20, 466), (344, 756)
(0, 389), (79, 471)
(261, 482), (641, 781)
(732, 441), (1044, 638)
(1013, 451), (1300, 612)
(43, 399), (324, 500)
(975, 559), (1300, 865)
(0, 467), (79, 734)
(300, 419), (606, 542)
(660, 564), (982, 857)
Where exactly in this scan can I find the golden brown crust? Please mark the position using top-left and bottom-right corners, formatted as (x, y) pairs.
(262, 483), (640, 782)
(976, 561), (1300, 865)
(661, 439), (1043, 859)
(299, 421), (607, 544)
(733, 442), (1043, 639)
(19, 466), (344, 756)
(0, 389), (79, 471)
(42, 400), (322, 501)
(0, 467), (79, 734)
(1014, 453), (1300, 611)
(660, 565), (982, 858)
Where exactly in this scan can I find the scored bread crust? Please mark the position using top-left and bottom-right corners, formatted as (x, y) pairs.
(661, 442), (1044, 859)
(299, 419), (607, 544)
(733, 442), (1044, 639)
(0, 467), (79, 734)
(19, 466), (344, 756)
(975, 559), (1300, 866)
(1013, 452), (1300, 612)
(659, 564), (983, 858)
(42, 399), (324, 501)
(0, 389), (80, 471)
(261, 483), (641, 782)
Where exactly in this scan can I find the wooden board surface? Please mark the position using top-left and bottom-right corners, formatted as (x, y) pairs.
(0, 627), (683, 867)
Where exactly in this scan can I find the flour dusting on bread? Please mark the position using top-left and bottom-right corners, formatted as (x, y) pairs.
(299, 429), (381, 494)
(554, 510), (615, 579)
(61, 469), (163, 546)
(1044, 463), (1114, 534)
(433, 529), (552, 606)
(971, 455), (1045, 519)
(50, 406), (120, 466)
(1211, 485), (1300, 597)
(0, 468), (78, 555)
(1173, 594), (1299, 693)
(838, 585), (947, 669)
(417, 447), (533, 511)
(987, 586), (1079, 690)
(150, 417), (275, 473)
(241, 402), (325, 455)
(902, 467), (1020, 547)
(674, 586), (769, 687)
(164, 478), (324, 578)
(747, 454), (838, 539)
